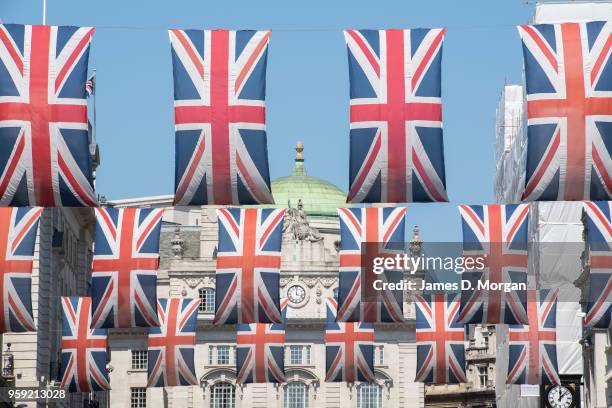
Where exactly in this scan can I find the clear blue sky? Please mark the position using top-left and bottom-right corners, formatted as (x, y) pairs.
(1, 0), (534, 241)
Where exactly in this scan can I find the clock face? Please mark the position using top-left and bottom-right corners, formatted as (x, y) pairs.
(287, 285), (306, 304)
(547, 385), (574, 408)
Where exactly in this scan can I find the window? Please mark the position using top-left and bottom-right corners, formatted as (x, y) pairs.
(483, 333), (489, 348)
(208, 346), (214, 365)
(357, 383), (382, 408)
(333, 287), (339, 301)
(131, 387), (147, 408)
(217, 346), (230, 365)
(199, 287), (215, 313)
(477, 366), (488, 388)
(290, 346), (303, 365)
(287, 346), (311, 365)
(131, 350), (147, 370)
(210, 382), (235, 408)
(284, 382), (309, 408)
(377, 345), (384, 365)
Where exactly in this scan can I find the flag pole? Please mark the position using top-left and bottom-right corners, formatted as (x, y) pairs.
(92, 69), (97, 147)
(42, 0), (46, 24)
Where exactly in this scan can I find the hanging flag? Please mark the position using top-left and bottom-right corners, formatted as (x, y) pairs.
(147, 298), (199, 387)
(214, 208), (284, 324)
(415, 293), (466, 384)
(236, 298), (289, 384)
(169, 29), (274, 206)
(0, 24), (97, 207)
(344, 28), (448, 204)
(90, 207), (164, 329)
(457, 204), (529, 325)
(337, 207), (406, 323)
(583, 201), (611, 328)
(518, 22), (612, 201)
(325, 297), (375, 383)
(86, 72), (95, 96)
(0, 207), (42, 333)
(59, 296), (110, 392)
(507, 289), (559, 385)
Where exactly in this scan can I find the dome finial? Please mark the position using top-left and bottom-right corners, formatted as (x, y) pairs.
(296, 141), (304, 161)
(292, 141), (306, 176)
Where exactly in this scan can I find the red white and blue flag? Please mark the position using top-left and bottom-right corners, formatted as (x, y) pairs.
(147, 298), (199, 387)
(169, 29), (274, 206)
(415, 293), (466, 384)
(518, 22), (612, 201)
(90, 207), (164, 329)
(457, 204), (530, 325)
(583, 201), (611, 328)
(236, 298), (289, 384)
(214, 208), (284, 324)
(337, 207), (406, 323)
(0, 24), (97, 207)
(507, 289), (559, 385)
(0, 207), (42, 333)
(344, 28), (448, 203)
(325, 297), (375, 383)
(60, 296), (110, 392)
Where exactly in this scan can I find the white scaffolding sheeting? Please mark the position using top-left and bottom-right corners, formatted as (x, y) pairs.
(530, 202), (584, 376)
(534, 1), (612, 23)
(496, 202), (585, 407)
(493, 85), (525, 203)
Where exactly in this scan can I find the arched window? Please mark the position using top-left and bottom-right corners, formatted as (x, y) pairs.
(210, 382), (235, 408)
(356, 383), (382, 408)
(199, 287), (215, 313)
(284, 381), (309, 408)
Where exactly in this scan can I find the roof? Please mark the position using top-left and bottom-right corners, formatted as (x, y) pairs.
(269, 142), (347, 218)
(105, 142), (347, 217)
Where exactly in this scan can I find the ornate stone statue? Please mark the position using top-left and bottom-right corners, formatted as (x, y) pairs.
(284, 199), (323, 242)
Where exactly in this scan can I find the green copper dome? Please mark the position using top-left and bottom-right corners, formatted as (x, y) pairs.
(270, 142), (347, 218)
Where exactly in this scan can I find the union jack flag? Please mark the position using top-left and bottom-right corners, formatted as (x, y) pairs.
(86, 72), (95, 96)
(0, 24), (97, 207)
(344, 28), (448, 203)
(147, 298), (199, 387)
(169, 29), (274, 206)
(90, 207), (164, 329)
(507, 289), (559, 385)
(325, 297), (375, 383)
(214, 208), (284, 324)
(236, 298), (289, 384)
(337, 207), (406, 322)
(518, 22), (612, 201)
(59, 297), (110, 392)
(583, 201), (612, 328)
(415, 294), (466, 384)
(457, 204), (530, 325)
(0, 207), (41, 333)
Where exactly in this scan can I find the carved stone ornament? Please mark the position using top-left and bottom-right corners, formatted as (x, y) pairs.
(170, 226), (185, 259)
(185, 278), (201, 288)
(300, 277), (318, 288)
(319, 277), (336, 288)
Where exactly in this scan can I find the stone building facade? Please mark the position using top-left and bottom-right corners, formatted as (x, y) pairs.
(4, 207), (103, 408)
(105, 148), (427, 408)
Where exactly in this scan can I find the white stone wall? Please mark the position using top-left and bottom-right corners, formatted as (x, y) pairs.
(106, 205), (426, 407)
(3, 208), (98, 408)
